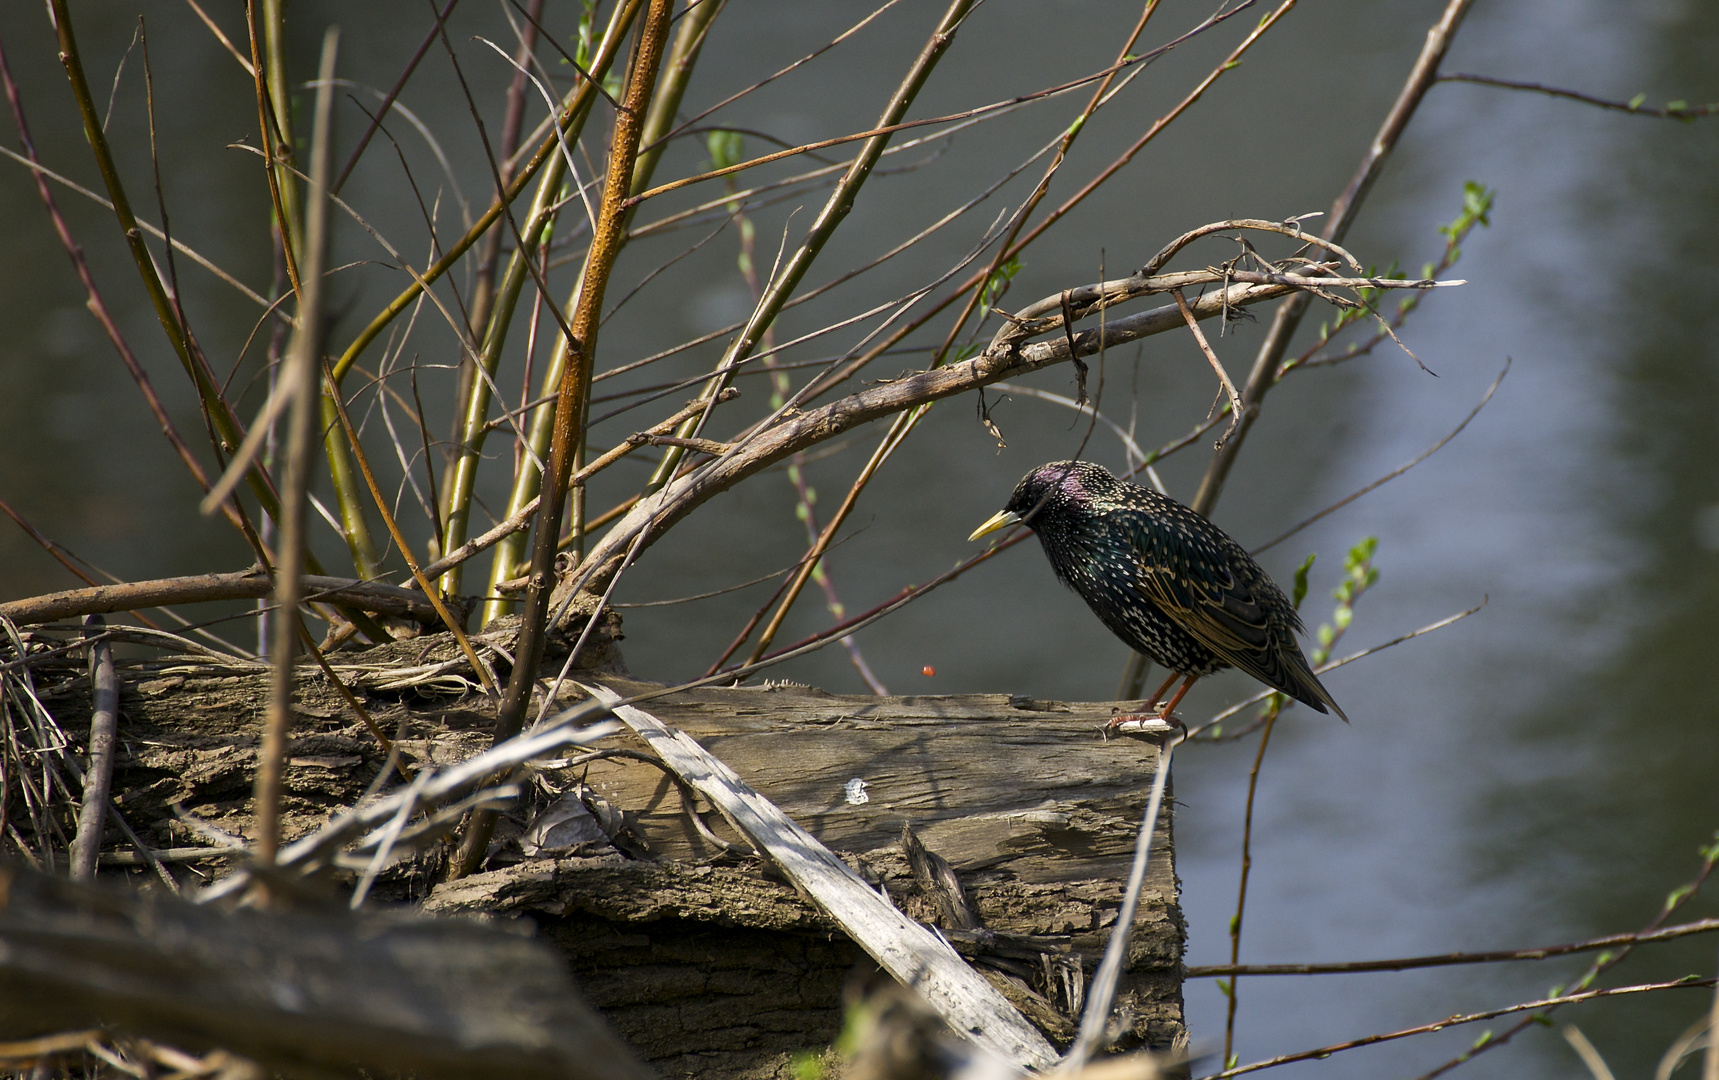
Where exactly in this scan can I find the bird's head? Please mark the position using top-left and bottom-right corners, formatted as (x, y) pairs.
(967, 460), (1115, 541)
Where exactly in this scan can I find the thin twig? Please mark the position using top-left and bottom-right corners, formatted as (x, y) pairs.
(1186, 916), (1719, 978)
(1437, 72), (1719, 119)
(1199, 977), (1715, 1080)
(1173, 289), (1242, 448)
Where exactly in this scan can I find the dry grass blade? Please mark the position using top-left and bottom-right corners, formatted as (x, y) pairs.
(581, 683), (1059, 1069)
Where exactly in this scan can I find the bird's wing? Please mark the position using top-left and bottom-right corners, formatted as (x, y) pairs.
(1123, 515), (1301, 685)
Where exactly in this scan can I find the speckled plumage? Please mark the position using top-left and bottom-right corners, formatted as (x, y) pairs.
(976, 460), (1345, 720)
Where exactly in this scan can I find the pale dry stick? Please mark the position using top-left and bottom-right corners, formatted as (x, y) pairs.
(1655, 1015), (1712, 1080)
(1198, 977), (1716, 1080)
(182, 0), (255, 75)
(1186, 916), (1719, 978)
(1060, 735), (1179, 1072)
(197, 711), (621, 902)
(1705, 963), (1719, 1080)
(255, 30), (338, 870)
(1564, 1027), (1618, 1080)
(349, 767), (431, 908)
(67, 616), (117, 881)
(581, 684), (1058, 1069)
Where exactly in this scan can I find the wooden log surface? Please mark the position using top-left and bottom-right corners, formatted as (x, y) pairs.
(9, 642), (1184, 1077)
(429, 675), (1185, 1073)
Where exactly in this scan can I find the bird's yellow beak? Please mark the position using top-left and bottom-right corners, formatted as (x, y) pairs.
(967, 509), (1023, 542)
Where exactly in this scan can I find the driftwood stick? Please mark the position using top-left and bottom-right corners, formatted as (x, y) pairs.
(581, 683), (1060, 1070)
(68, 615), (118, 881)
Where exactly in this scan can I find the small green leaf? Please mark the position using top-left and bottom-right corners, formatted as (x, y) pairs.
(1628, 92), (1646, 110)
(1666, 99), (1688, 112)
(1292, 553), (1316, 609)
(1470, 1029), (1493, 1050)
(706, 129), (745, 171)
(1665, 883), (1695, 910)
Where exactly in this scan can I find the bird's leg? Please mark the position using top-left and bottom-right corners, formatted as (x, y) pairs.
(1107, 671), (1185, 730)
(1143, 671), (1180, 711)
(1153, 675), (1199, 730)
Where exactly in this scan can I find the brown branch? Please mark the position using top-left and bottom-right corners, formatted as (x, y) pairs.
(1187, 916), (1719, 979)
(1200, 977), (1715, 1080)
(0, 571), (446, 626)
(1437, 72), (1719, 119)
(554, 270), (1390, 619)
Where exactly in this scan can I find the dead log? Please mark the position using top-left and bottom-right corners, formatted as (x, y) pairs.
(0, 861), (655, 1079)
(6, 640), (1184, 1079)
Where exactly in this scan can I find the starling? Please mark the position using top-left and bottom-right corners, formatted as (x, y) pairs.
(968, 460), (1346, 725)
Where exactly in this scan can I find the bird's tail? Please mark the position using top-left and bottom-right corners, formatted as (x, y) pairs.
(1297, 671), (1348, 723)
